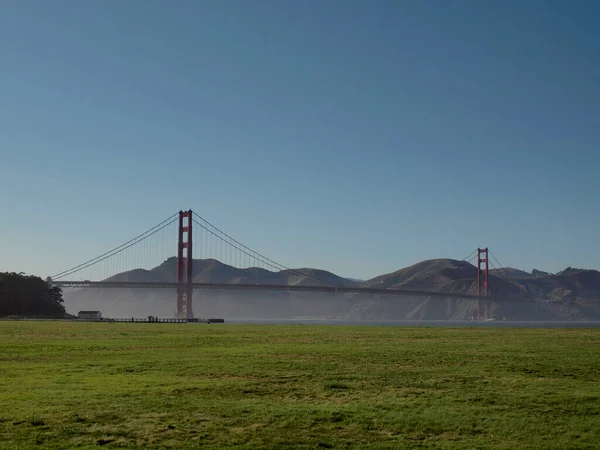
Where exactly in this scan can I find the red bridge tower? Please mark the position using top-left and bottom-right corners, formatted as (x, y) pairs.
(477, 247), (489, 319)
(176, 210), (193, 318)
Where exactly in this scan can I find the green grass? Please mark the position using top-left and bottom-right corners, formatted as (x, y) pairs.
(0, 322), (599, 449)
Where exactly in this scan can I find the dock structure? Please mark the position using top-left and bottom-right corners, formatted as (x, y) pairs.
(79, 317), (224, 324)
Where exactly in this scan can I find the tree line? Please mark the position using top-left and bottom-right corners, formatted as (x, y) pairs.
(0, 272), (65, 317)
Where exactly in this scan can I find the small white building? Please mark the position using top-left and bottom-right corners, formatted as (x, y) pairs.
(78, 311), (102, 320)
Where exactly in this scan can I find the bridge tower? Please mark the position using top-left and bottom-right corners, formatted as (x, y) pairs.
(176, 210), (193, 318)
(477, 248), (489, 319)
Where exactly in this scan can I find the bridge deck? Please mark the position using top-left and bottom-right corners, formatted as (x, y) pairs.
(54, 280), (522, 302)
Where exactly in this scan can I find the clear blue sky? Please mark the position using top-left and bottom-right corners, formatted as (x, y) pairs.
(1, 0), (599, 280)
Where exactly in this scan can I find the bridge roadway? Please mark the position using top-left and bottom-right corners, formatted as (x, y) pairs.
(54, 280), (520, 302)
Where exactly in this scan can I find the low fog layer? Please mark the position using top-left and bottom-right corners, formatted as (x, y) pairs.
(62, 288), (589, 321)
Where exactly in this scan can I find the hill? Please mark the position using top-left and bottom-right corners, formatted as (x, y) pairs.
(489, 267), (533, 279)
(366, 259), (474, 290)
(106, 257), (357, 287)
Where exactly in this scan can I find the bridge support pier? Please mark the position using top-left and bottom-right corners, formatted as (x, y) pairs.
(477, 248), (489, 319)
(176, 210), (194, 319)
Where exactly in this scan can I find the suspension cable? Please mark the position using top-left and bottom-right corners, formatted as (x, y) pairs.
(191, 217), (324, 283)
(51, 213), (179, 280)
(193, 212), (301, 273)
(460, 249), (477, 263)
(488, 250), (522, 285)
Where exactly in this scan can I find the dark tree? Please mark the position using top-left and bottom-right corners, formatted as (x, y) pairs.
(0, 272), (65, 317)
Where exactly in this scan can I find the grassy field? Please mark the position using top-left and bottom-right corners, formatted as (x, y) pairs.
(0, 322), (599, 449)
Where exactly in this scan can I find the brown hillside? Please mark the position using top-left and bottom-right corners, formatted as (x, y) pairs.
(489, 268), (533, 279)
(109, 257), (356, 287)
(365, 259), (475, 290)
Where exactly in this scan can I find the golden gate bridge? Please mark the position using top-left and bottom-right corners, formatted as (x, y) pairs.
(50, 210), (517, 320)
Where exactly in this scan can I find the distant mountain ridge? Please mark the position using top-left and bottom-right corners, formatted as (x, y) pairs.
(63, 257), (600, 321)
(106, 257), (358, 287)
(489, 267), (533, 279)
